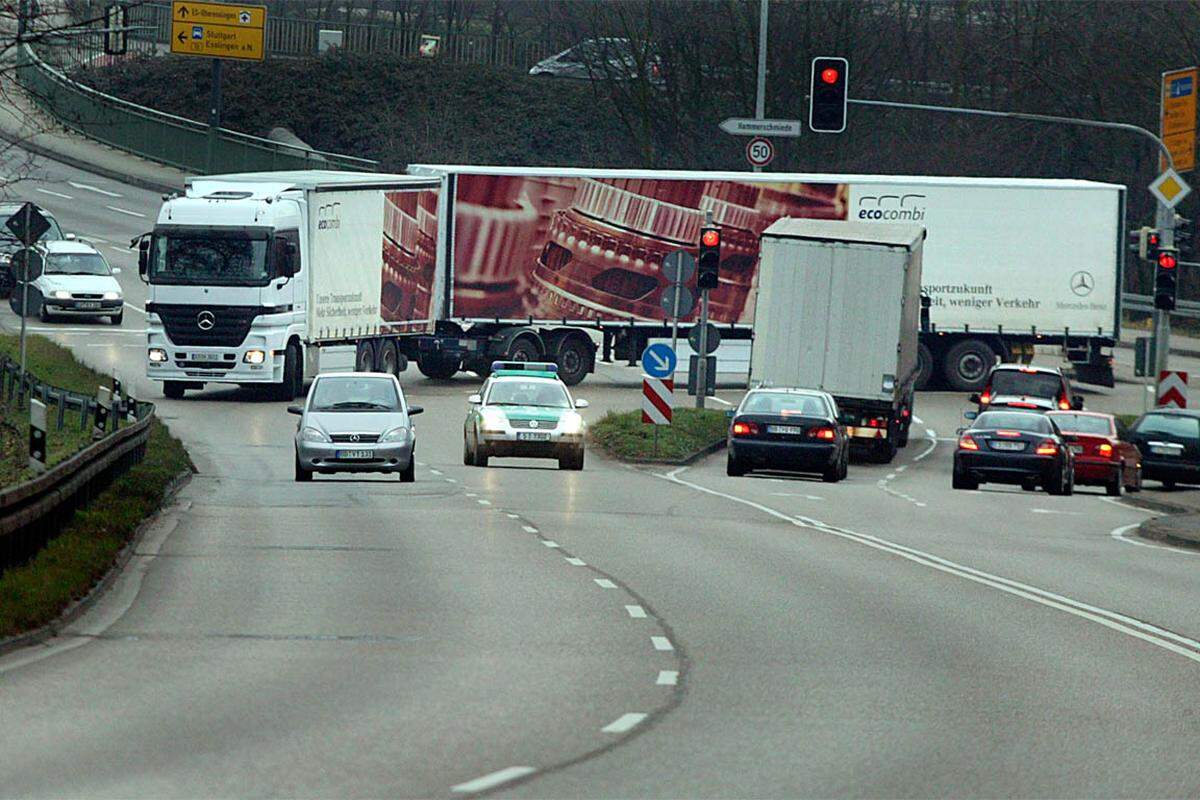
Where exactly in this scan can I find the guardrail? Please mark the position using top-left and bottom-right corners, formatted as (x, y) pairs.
(1122, 292), (1200, 319)
(15, 42), (379, 174)
(0, 358), (154, 572)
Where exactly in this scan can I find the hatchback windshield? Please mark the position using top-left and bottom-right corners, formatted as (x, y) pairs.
(44, 252), (111, 276)
(150, 234), (269, 286)
(741, 392), (828, 417)
(974, 411), (1053, 434)
(989, 371), (1062, 398)
(1135, 413), (1200, 439)
(486, 380), (570, 408)
(309, 377), (400, 412)
(1047, 413), (1112, 436)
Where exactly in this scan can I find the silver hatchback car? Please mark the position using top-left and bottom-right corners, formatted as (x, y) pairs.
(289, 372), (422, 482)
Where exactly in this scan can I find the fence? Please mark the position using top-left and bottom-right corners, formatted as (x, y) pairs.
(16, 42), (379, 174)
(0, 357), (154, 572)
(1122, 293), (1200, 319)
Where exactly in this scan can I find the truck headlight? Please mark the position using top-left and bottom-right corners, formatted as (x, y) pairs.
(481, 408), (508, 433)
(51, 290), (70, 299)
(300, 426), (329, 443)
(148, 348), (167, 363)
(243, 349), (267, 364)
(102, 291), (121, 301)
(380, 426), (409, 443)
(560, 412), (584, 434)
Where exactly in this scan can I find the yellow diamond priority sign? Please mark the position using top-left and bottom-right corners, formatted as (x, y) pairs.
(171, 1), (265, 61)
(1150, 168), (1191, 209)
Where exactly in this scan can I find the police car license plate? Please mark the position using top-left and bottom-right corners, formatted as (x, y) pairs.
(336, 449), (374, 459)
(517, 432), (551, 441)
(77, 301), (100, 310)
(990, 441), (1025, 451)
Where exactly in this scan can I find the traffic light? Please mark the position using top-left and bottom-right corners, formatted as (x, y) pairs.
(1175, 215), (1193, 259)
(697, 225), (721, 290)
(1155, 246), (1179, 310)
(809, 57), (848, 134)
(1129, 226), (1161, 261)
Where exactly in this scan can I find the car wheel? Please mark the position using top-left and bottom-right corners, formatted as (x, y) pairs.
(822, 459), (842, 483)
(1021, 480), (1037, 491)
(567, 448), (585, 471)
(163, 381), (186, 400)
(839, 450), (849, 480)
(951, 462), (978, 490)
(1063, 467), (1074, 496)
(726, 452), (746, 477)
(294, 452), (312, 482)
(399, 456), (415, 483)
(476, 446), (489, 467)
(37, 293), (50, 322)
(1106, 472), (1123, 497)
(111, 310), (123, 325)
(463, 436), (475, 466)
(1130, 467), (1143, 493)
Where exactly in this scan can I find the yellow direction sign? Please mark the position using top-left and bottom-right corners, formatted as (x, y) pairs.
(1150, 168), (1192, 209)
(1161, 67), (1197, 172)
(171, 1), (265, 61)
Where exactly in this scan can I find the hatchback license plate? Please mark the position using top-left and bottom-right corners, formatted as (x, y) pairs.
(336, 449), (374, 459)
(990, 441), (1026, 451)
(76, 301), (100, 310)
(517, 432), (551, 441)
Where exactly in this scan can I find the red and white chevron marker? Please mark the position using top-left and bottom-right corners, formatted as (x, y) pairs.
(1157, 370), (1189, 408)
(642, 375), (674, 425)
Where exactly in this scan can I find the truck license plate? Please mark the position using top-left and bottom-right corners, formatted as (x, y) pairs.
(517, 432), (551, 441)
(336, 449), (374, 459)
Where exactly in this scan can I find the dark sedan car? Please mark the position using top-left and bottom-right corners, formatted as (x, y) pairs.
(726, 387), (849, 482)
(1127, 408), (1200, 489)
(953, 410), (1074, 494)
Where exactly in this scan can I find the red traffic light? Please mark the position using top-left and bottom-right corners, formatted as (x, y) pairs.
(1159, 252), (1178, 269)
(821, 67), (839, 84)
(701, 229), (720, 247)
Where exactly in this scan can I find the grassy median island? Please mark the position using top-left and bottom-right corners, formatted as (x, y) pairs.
(590, 407), (729, 463)
(0, 335), (192, 640)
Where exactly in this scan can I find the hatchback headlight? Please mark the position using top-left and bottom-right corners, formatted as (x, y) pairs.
(380, 426), (409, 443)
(300, 426), (329, 443)
(481, 407), (508, 432)
(102, 291), (121, 301)
(51, 290), (70, 299)
(148, 348), (167, 363)
(560, 412), (584, 434)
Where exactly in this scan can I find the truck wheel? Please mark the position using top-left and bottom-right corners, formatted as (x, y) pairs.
(507, 336), (540, 363)
(276, 342), (301, 401)
(163, 381), (187, 400)
(554, 336), (593, 386)
(377, 340), (399, 376)
(355, 340), (375, 372)
(942, 339), (995, 392)
(915, 342), (934, 390)
(417, 354), (459, 380)
(873, 435), (898, 464)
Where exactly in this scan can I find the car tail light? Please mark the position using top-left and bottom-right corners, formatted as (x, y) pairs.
(865, 417), (886, 428)
(958, 434), (979, 451)
(1099, 442), (1114, 458)
(995, 430), (1022, 438)
(980, 391), (992, 404)
(1058, 397), (1071, 410)
(1035, 440), (1058, 455)
(732, 421), (759, 436)
(901, 407), (911, 418)
(809, 426), (836, 441)
(1011, 401), (1039, 409)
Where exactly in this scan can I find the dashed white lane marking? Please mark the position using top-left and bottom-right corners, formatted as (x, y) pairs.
(70, 181), (121, 197)
(445, 478), (457, 483)
(625, 605), (647, 618)
(769, 492), (823, 500)
(522, 525), (538, 533)
(664, 466), (1200, 667)
(564, 557), (586, 566)
(710, 396), (732, 406)
(477, 499), (491, 506)
(886, 473), (896, 480)
(1030, 508), (1081, 515)
(35, 187), (72, 199)
(601, 713), (648, 733)
(542, 540), (559, 548)
(913, 414), (924, 425)
(429, 468), (442, 475)
(451, 766), (537, 794)
(85, 343), (142, 348)
(913, 429), (938, 462)
(105, 205), (146, 218)
(651, 635), (674, 651)
(506, 513), (519, 519)
(122, 301), (146, 315)
(416, 461), (426, 466)
(656, 670), (679, 685)
(1110, 521), (1200, 556)
(594, 578), (617, 589)
(465, 492), (477, 497)
(896, 465), (907, 472)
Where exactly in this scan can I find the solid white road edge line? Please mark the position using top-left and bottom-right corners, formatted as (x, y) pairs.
(1110, 521), (1200, 556)
(35, 188), (72, 199)
(105, 205), (146, 218)
(601, 713), (648, 733)
(710, 396), (732, 406)
(69, 180), (121, 197)
(662, 467), (1200, 664)
(451, 766), (537, 794)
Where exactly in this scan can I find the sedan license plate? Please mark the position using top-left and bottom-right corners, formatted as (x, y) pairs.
(1069, 445), (1083, 455)
(990, 441), (1026, 452)
(767, 425), (803, 435)
(336, 449), (374, 460)
(517, 431), (551, 441)
(76, 301), (100, 310)
(1151, 444), (1182, 456)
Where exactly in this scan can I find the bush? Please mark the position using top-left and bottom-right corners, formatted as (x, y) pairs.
(590, 407), (729, 462)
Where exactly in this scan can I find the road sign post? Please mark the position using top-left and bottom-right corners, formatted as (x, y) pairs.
(4, 202), (50, 388)
(29, 397), (46, 473)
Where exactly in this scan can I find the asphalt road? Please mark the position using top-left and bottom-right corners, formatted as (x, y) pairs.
(4, 151), (1200, 798)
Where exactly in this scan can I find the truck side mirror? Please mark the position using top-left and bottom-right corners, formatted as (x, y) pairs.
(920, 293), (932, 331)
(137, 236), (151, 280)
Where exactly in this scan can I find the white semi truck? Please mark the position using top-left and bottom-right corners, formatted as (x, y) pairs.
(751, 219), (926, 463)
(139, 168), (1124, 398)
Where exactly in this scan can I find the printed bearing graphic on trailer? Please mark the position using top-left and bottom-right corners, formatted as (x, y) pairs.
(381, 188), (439, 333)
(450, 176), (848, 325)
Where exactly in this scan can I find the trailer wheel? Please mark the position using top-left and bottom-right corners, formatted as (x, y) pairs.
(355, 340), (375, 373)
(377, 340), (400, 376)
(506, 336), (541, 363)
(915, 342), (934, 390)
(942, 339), (995, 392)
(555, 335), (593, 386)
(417, 353), (459, 380)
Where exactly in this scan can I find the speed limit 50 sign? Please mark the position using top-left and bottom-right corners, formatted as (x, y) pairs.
(745, 136), (774, 168)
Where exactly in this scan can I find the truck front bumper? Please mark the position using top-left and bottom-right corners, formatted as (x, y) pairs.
(146, 342), (284, 384)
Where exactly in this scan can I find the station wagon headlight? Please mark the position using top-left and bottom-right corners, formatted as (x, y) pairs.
(300, 426), (329, 443)
(51, 290), (70, 299)
(560, 412), (584, 434)
(481, 407), (508, 433)
(102, 291), (121, 301)
(380, 426), (409, 443)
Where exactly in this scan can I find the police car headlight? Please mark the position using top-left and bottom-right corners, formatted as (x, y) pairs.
(300, 426), (329, 443)
(102, 291), (121, 301)
(560, 412), (584, 434)
(52, 290), (71, 300)
(148, 348), (167, 363)
(379, 426), (409, 443)
(481, 408), (508, 433)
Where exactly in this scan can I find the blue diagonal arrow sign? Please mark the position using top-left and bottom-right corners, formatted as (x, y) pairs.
(641, 343), (677, 379)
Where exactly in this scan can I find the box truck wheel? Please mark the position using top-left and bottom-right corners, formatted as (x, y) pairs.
(417, 354), (459, 380)
(915, 342), (934, 390)
(942, 339), (995, 392)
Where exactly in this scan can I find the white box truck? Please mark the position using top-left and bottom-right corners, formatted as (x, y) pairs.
(751, 219), (925, 462)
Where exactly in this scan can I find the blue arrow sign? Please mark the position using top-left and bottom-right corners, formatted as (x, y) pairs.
(641, 343), (677, 379)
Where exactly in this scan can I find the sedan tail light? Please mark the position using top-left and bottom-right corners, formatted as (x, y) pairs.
(1098, 442), (1114, 458)
(732, 421), (759, 437)
(958, 434), (979, 451)
(1035, 440), (1058, 455)
(808, 426), (836, 441)
(1058, 397), (1071, 410)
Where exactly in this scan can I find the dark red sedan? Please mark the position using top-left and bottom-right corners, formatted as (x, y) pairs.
(1046, 411), (1142, 496)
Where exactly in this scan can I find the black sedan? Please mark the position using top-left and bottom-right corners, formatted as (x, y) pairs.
(726, 387), (850, 482)
(1127, 408), (1200, 489)
(953, 410), (1074, 495)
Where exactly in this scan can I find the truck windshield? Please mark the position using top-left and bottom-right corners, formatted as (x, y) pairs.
(149, 235), (269, 286)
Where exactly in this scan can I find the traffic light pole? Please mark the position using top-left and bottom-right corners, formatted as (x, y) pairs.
(696, 210), (713, 409)
(753, 0), (768, 173)
(1154, 205), (1175, 380)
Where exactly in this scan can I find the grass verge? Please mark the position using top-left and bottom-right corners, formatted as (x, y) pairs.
(590, 407), (729, 463)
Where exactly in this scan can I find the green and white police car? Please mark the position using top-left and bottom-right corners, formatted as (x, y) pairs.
(463, 361), (589, 470)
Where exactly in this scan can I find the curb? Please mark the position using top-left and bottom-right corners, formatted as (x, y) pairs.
(602, 437), (727, 467)
(0, 469), (192, 659)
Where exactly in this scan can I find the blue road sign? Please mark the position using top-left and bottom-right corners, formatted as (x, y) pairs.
(1172, 76), (1194, 98)
(642, 343), (677, 378)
